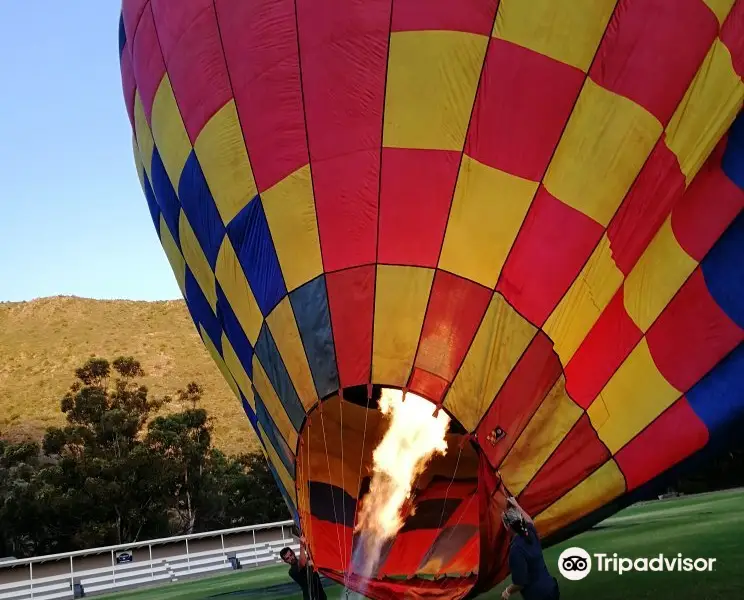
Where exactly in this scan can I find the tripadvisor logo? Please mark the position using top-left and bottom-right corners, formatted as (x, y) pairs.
(558, 547), (716, 580)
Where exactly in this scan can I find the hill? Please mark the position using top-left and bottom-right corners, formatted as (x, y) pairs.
(0, 296), (258, 455)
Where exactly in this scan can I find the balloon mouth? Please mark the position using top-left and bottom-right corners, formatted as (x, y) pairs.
(296, 387), (481, 597)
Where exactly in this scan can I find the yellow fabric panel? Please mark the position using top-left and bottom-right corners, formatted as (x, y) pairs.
(221, 333), (255, 410)
(296, 438), (311, 532)
(535, 460), (625, 537)
(158, 215), (186, 297)
(199, 325), (241, 400)
(543, 234), (624, 365)
(194, 99), (257, 224)
(665, 40), (744, 185)
(439, 156), (539, 288)
(623, 217), (697, 332)
(261, 165), (323, 292)
(544, 78), (662, 227)
(383, 31), (488, 151)
(703, 0), (736, 26)
(132, 132), (146, 195)
(589, 338), (681, 453)
(179, 212), (218, 311)
(258, 423), (297, 507)
(444, 294), (537, 431)
(372, 266), (435, 387)
(252, 356), (299, 451)
(133, 92), (154, 181)
(500, 376), (583, 495)
(493, 0), (616, 72)
(215, 237), (263, 345)
(266, 297), (318, 412)
(150, 75), (192, 191)
(304, 398), (379, 496)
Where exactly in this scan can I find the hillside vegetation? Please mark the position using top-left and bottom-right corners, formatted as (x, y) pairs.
(0, 296), (258, 454)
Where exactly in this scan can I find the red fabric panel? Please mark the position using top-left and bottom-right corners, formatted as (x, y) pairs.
(413, 272), (492, 392)
(466, 38), (584, 182)
(647, 268), (744, 392)
(378, 149), (460, 267)
(408, 369), (450, 404)
(153, 0), (232, 143)
(671, 139), (744, 261)
(392, 0), (498, 34)
(440, 529), (480, 575)
(476, 332), (561, 467)
(131, 5), (166, 123)
(496, 186), (604, 326)
(312, 151), (381, 270)
(120, 46), (137, 129)
(377, 530), (440, 577)
(721, 0), (744, 76)
(565, 289), (643, 408)
(150, 0), (208, 62)
(589, 0), (717, 125)
(417, 524), (480, 576)
(215, 0), (308, 191)
(518, 415), (611, 517)
(122, 0), (149, 46)
(607, 143), (686, 275)
(326, 570), (476, 600)
(443, 491), (480, 527)
(308, 517), (353, 573)
(616, 398), (709, 491)
(471, 454), (510, 596)
(297, 0), (391, 271)
(326, 266), (376, 388)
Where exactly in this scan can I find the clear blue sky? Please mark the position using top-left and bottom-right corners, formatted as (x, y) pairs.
(0, 2), (181, 302)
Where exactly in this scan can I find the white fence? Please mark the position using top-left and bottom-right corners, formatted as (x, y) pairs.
(0, 520), (298, 599)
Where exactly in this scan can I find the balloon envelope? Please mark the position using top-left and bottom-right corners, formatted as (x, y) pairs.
(119, 0), (744, 597)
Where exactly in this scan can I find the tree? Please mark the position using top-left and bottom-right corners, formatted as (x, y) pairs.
(0, 439), (44, 558)
(145, 384), (213, 535)
(41, 357), (172, 548)
(0, 355), (290, 558)
(196, 450), (288, 531)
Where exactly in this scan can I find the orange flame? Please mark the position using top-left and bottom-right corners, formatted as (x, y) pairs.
(355, 388), (450, 540)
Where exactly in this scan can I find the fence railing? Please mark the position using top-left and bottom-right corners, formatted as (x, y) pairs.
(0, 520), (297, 600)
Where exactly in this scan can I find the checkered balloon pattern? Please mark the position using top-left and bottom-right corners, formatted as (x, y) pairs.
(120, 1), (744, 596)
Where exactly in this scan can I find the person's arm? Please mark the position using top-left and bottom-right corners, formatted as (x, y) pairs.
(298, 536), (309, 569)
(502, 582), (524, 599)
(503, 549), (527, 599)
(507, 496), (534, 526)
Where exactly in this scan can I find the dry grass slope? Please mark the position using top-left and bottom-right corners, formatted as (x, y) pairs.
(0, 296), (258, 454)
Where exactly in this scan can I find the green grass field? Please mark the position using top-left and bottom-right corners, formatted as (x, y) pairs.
(99, 488), (743, 600)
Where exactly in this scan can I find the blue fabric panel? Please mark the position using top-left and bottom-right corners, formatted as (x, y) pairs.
(150, 148), (181, 246)
(226, 197), (287, 315)
(254, 324), (306, 431)
(185, 269), (222, 352)
(308, 481), (357, 527)
(701, 212), (744, 329)
(254, 387), (296, 474)
(216, 283), (254, 379)
(119, 13), (126, 58)
(240, 391), (258, 433)
(178, 151), (226, 270)
(687, 344), (744, 436)
(289, 275), (339, 399)
(722, 111), (744, 190)
(143, 173), (160, 232)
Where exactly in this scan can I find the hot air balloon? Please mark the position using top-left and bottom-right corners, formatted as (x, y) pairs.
(118, 0), (744, 597)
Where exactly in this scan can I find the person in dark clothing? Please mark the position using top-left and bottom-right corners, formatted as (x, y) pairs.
(280, 537), (327, 600)
(501, 496), (559, 600)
